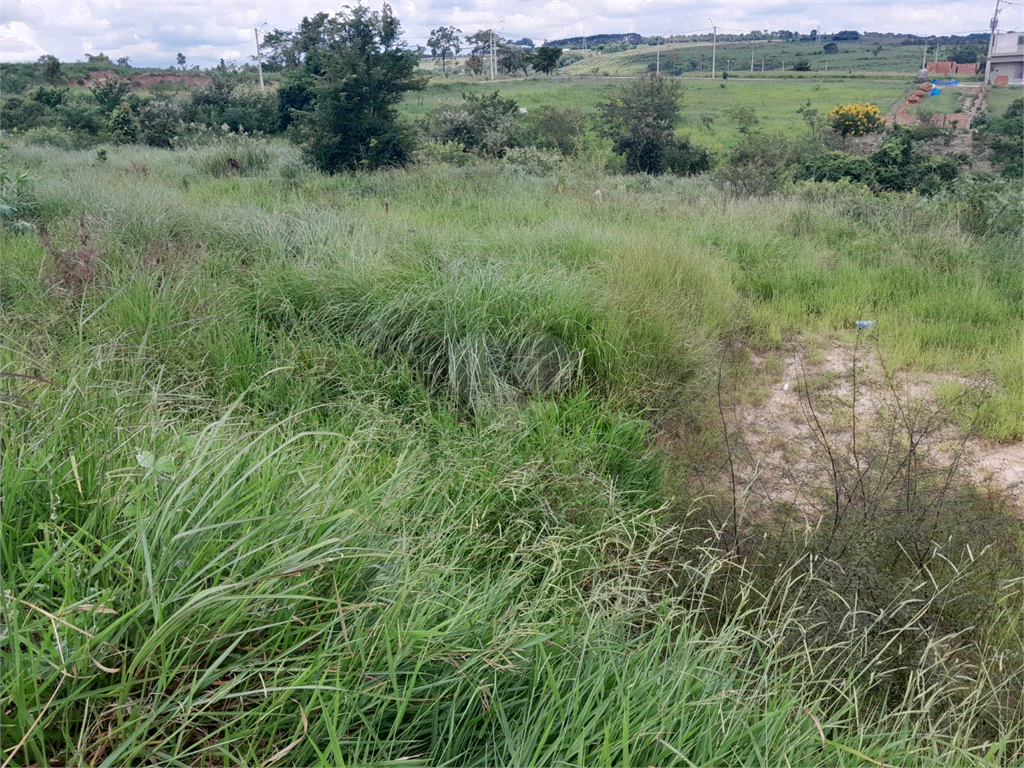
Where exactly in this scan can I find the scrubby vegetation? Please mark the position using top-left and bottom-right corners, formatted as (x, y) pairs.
(1, 128), (1021, 766)
(2, 13), (1022, 765)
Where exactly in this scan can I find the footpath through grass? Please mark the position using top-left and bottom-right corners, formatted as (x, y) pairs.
(1, 140), (1021, 766)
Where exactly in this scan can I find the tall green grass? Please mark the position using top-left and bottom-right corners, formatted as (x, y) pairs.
(2, 139), (1021, 766)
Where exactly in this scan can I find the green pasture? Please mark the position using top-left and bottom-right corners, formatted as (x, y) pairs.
(561, 39), (975, 78)
(406, 76), (914, 150)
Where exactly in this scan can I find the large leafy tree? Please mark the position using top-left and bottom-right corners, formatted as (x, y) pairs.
(282, 4), (425, 173)
(427, 26), (461, 74)
(531, 45), (562, 75)
(498, 44), (530, 76)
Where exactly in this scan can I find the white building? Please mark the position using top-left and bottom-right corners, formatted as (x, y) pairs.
(987, 31), (1024, 83)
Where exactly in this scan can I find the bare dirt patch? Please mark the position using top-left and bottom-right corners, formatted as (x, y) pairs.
(713, 336), (1022, 518)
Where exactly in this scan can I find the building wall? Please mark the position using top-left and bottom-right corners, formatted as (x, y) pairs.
(989, 59), (1024, 82)
(991, 31), (1024, 55)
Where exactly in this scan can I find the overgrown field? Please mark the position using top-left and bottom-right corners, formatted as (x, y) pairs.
(402, 76), (913, 150)
(1, 139), (1021, 767)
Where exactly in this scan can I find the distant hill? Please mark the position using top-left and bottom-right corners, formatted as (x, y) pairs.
(547, 33), (642, 49)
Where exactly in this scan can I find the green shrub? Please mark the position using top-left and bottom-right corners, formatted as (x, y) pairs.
(715, 132), (793, 195)
(0, 64), (33, 94)
(138, 100), (182, 148)
(414, 140), (478, 166)
(21, 126), (99, 150)
(90, 76), (132, 113)
(797, 151), (875, 183)
(220, 86), (278, 134)
(526, 105), (586, 155)
(502, 145), (563, 176)
(423, 91), (521, 157)
(31, 85), (69, 108)
(1, 96), (48, 130)
(56, 102), (104, 134)
(107, 102), (140, 143)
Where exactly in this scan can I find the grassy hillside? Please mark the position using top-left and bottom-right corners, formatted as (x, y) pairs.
(1, 139), (1021, 767)
(561, 39), (973, 78)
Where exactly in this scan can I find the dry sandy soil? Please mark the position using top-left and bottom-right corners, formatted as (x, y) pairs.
(715, 337), (1022, 519)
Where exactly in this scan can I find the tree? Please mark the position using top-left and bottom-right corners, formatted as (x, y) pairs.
(598, 76), (705, 175)
(531, 45), (562, 75)
(86, 53), (111, 64)
(871, 44), (883, 58)
(176, 52), (186, 69)
(91, 76), (132, 112)
(116, 56), (131, 67)
(427, 26), (461, 74)
(283, 4), (425, 173)
(465, 30), (496, 58)
(465, 55), (485, 76)
(797, 101), (825, 140)
(822, 42), (839, 55)
(498, 44), (529, 76)
(37, 54), (63, 84)
(792, 59), (811, 71)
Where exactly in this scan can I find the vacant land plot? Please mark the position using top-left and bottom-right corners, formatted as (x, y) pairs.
(2, 135), (1021, 767)
(405, 76), (913, 149)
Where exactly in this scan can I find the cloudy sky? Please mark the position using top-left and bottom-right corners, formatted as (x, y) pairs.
(1, 1), (1019, 67)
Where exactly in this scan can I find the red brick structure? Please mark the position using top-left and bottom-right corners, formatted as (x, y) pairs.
(926, 61), (980, 76)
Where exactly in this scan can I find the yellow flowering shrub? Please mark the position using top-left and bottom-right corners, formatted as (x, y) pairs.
(827, 102), (885, 137)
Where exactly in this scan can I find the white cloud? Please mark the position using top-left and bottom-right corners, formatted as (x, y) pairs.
(0, 0), (1012, 66)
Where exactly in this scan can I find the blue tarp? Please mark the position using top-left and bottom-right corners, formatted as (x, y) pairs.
(929, 88), (942, 96)
(930, 78), (960, 86)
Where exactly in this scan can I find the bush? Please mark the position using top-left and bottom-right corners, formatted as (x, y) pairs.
(32, 85), (69, 108)
(0, 64), (33, 94)
(984, 98), (1023, 179)
(21, 127), (100, 150)
(870, 126), (960, 194)
(219, 87), (276, 134)
(56, 102), (104, 134)
(423, 91), (521, 157)
(797, 151), (875, 184)
(138, 101), (182, 148)
(1, 97), (48, 130)
(715, 132), (793, 196)
(598, 76), (694, 175)
(502, 145), (563, 176)
(526, 106), (586, 156)
(107, 102), (139, 144)
(936, 175), (1024, 237)
(828, 102), (885, 137)
(414, 140), (479, 166)
(90, 77), (132, 113)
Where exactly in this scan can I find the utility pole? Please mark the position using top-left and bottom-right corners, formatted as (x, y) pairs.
(750, 44), (754, 72)
(708, 19), (717, 78)
(657, 35), (661, 74)
(761, 56), (764, 72)
(254, 28), (265, 91)
(490, 29), (495, 80)
(984, 0), (1001, 85)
